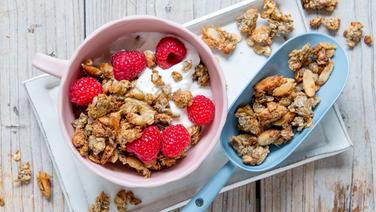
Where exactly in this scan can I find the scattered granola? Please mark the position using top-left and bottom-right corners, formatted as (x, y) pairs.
(171, 71), (182, 82)
(301, 0), (338, 12)
(192, 63), (210, 86)
(323, 17), (340, 31)
(0, 196), (4, 207)
(89, 192), (110, 212)
(310, 16), (322, 29)
(15, 162), (32, 185)
(172, 89), (193, 108)
(343, 22), (364, 48)
(201, 26), (241, 54)
(114, 189), (142, 212)
(364, 34), (373, 46)
(231, 42), (337, 165)
(13, 149), (21, 161)
(37, 171), (52, 200)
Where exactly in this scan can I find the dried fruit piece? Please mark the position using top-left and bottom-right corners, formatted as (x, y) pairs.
(89, 192), (110, 212)
(70, 77), (103, 106)
(37, 171), (52, 200)
(112, 50), (147, 80)
(187, 95), (215, 125)
(156, 37), (187, 69)
(201, 26), (241, 54)
(343, 22), (363, 48)
(310, 16), (322, 29)
(161, 125), (190, 158)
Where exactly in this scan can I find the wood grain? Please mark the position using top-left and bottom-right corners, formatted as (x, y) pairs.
(1, 0), (375, 211)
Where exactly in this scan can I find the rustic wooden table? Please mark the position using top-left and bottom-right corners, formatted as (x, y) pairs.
(0, 0), (375, 211)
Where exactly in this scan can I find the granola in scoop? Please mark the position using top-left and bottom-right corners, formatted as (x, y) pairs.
(231, 42), (336, 165)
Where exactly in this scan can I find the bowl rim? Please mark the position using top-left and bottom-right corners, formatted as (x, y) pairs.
(57, 15), (228, 187)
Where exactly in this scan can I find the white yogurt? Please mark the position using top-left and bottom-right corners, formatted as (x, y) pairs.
(108, 32), (213, 127)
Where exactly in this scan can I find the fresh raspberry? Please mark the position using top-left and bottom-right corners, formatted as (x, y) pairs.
(111, 50), (146, 80)
(187, 95), (215, 125)
(155, 37), (187, 69)
(69, 77), (103, 106)
(126, 126), (161, 164)
(161, 124), (190, 158)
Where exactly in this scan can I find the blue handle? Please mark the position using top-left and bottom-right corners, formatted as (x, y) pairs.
(182, 161), (236, 212)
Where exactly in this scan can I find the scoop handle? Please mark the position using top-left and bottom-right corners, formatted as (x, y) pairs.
(182, 161), (236, 212)
(32, 53), (69, 78)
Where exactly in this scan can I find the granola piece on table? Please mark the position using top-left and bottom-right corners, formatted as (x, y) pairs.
(236, 8), (259, 34)
(310, 16), (322, 29)
(323, 17), (340, 31)
(37, 171), (52, 200)
(262, 0), (294, 37)
(301, 0), (338, 12)
(15, 162), (32, 185)
(201, 26), (241, 54)
(247, 25), (273, 56)
(343, 22), (364, 48)
(13, 149), (21, 161)
(89, 192), (110, 212)
(114, 189), (142, 212)
(364, 34), (373, 46)
(0, 196), (4, 207)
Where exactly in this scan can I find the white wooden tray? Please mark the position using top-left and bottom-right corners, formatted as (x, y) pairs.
(24, 0), (352, 211)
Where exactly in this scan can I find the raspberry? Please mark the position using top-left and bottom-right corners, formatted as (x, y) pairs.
(161, 124), (190, 158)
(69, 77), (103, 106)
(155, 37), (187, 69)
(126, 126), (161, 164)
(187, 95), (215, 125)
(111, 50), (146, 80)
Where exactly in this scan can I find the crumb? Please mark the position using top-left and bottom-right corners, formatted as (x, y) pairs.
(15, 162), (32, 185)
(172, 89), (192, 108)
(37, 171), (52, 200)
(0, 196), (4, 207)
(13, 149), (21, 161)
(171, 71), (182, 82)
(201, 26), (241, 54)
(364, 34), (373, 46)
(310, 16), (322, 29)
(89, 192), (110, 212)
(323, 17), (340, 31)
(343, 21), (363, 48)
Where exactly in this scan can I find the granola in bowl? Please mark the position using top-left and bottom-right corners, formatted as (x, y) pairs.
(230, 42), (336, 165)
(69, 33), (216, 178)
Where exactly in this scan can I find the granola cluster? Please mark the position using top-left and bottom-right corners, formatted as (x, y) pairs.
(343, 22), (364, 48)
(231, 42), (336, 165)
(309, 16), (340, 31)
(236, 0), (294, 56)
(72, 59), (208, 177)
(301, 0), (338, 12)
(89, 192), (110, 212)
(201, 26), (241, 55)
(89, 190), (141, 212)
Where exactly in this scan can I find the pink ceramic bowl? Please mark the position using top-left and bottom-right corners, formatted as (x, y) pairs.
(32, 16), (227, 187)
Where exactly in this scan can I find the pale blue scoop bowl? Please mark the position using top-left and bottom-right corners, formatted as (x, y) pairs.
(182, 32), (349, 211)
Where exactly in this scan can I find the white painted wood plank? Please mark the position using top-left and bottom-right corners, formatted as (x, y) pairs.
(0, 0), (84, 211)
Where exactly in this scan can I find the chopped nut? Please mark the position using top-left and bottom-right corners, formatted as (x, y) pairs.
(236, 8), (259, 34)
(15, 162), (32, 185)
(89, 192), (110, 212)
(182, 60), (193, 72)
(144, 50), (156, 68)
(364, 34), (373, 46)
(323, 17), (340, 31)
(343, 22), (363, 48)
(151, 70), (165, 87)
(193, 63), (210, 86)
(317, 61), (334, 85)
(302, 69), (317, 97)
(201, 26), (241, 54)
(172, 89), (192, 108)
(310, 16), (322, 29)
(171, 71), (183, 82)
(13, 149), (21, 161)
(254, 75), (285, 96)
(37, 171), (52, 200)
(114, 189), (142, 212)
(301, 0), (338, 12)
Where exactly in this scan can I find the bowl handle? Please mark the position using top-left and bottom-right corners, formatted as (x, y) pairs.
(32, 53), (69, 79)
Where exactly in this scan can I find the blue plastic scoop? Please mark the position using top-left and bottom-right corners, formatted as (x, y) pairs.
(182, 32), (349, 211)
